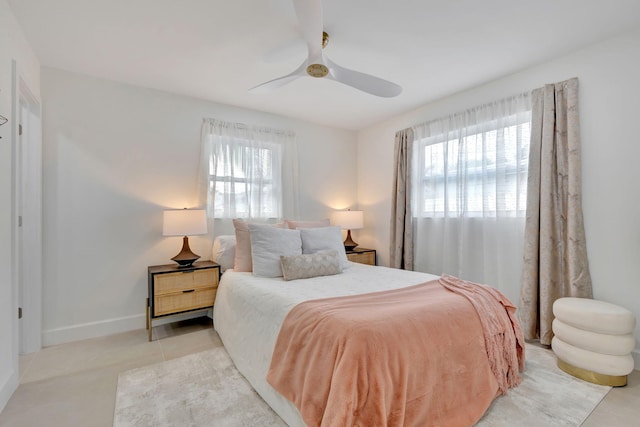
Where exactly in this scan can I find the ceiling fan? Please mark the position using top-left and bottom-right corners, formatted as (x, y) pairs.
(249, 0), (402, 98)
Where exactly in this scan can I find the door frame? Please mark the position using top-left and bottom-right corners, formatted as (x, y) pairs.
(12, 62), (42, 355)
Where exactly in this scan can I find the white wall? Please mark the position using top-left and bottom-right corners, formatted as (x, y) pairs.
(40, 68), (357, 345)
(357, 27), (640, 367)
(0, 0), (41, 412)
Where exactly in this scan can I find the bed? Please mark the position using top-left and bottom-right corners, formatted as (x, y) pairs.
(213, 259), (524, 426)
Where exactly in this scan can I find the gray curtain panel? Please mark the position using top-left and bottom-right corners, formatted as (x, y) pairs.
(389, 128), (414, 270)
(519, 77), (593, 345)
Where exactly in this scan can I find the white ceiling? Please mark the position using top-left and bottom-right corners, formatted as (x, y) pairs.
(8, 0), (640, 130)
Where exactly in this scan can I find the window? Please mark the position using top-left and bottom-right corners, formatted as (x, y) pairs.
(416, 117), (531, 217)
(208, 140), (282, 218)
(200, 119), (296, 219)
(410, 93), (532, 303)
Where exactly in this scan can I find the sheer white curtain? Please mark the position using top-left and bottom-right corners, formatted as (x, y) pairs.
(411, 93), (531, 303)
(198, 118), (299, 220)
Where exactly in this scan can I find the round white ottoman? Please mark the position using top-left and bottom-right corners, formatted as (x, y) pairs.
(552, 297), (636, 386)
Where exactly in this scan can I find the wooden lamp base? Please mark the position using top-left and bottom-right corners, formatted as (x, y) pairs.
(171, 236), (201, 267)
(343, 229), (358, 251)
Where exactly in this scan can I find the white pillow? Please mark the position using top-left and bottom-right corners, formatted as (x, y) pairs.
(249, 223), (302, 278)
(211, 235), (236, 272)
(280, 250), (342, 281)
(299, 226), (349, 268)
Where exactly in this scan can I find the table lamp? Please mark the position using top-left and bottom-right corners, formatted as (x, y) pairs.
(163, 209), (208, 267)
(332, 210), (364, 250)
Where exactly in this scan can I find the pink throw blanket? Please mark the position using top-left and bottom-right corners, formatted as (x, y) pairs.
(439, 274), (525, 394)
(267, 276), (525, 427)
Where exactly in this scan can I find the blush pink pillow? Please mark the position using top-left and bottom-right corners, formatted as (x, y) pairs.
(233, 219), (286, 272)
(233, 219), (253, 272)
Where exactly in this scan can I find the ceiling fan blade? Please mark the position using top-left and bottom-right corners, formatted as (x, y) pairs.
(325, 56), (402, 98)
(292, 0), (323, 62)
(249, 60), (307, 93)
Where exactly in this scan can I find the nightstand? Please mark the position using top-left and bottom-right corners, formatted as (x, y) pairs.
(146, 261), (220, 341)
(346, 248), (376, 266)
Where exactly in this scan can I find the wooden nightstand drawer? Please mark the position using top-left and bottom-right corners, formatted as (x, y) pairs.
(155, 269), (218, 295)
(346, 248), (376, 266)
(154, 287), (217, 316)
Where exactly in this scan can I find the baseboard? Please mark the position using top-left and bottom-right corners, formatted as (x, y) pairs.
(0, 369), (18, 413)
(42, 310), (210, 347)
(42, 314), (145, 347)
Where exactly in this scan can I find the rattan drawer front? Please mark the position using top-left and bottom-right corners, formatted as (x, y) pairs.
(193, 269), (218, 287)
(154, 287), (216, 316)
(155, 271), (193, 294)
(155, 270), (217, 295)
(347, 252), (375, 265)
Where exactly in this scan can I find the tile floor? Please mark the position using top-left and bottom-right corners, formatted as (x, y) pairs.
(0, 317), (638, 426)
(0, 317), (220, 427)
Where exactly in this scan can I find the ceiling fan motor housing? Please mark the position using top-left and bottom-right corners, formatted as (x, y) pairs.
(306, 63), (329, 78)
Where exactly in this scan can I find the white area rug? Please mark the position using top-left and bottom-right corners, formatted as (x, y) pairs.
(114, 344), (610, 427)
(476, 344), (609, 426)
(113, 347), (286, 427)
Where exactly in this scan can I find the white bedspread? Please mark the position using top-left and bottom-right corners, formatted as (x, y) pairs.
(213, 262), (439, 427)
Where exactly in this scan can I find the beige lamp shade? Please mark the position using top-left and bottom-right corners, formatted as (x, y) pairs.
(163, 209), (207, 236)
(332, 210), (364, 230)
